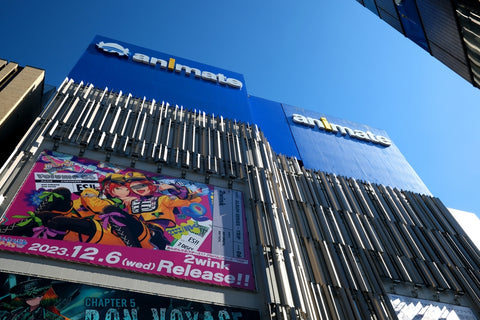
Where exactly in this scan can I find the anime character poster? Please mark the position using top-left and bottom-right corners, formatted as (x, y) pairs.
(0, 272), (261, 320)
(0, 150), (254, 290)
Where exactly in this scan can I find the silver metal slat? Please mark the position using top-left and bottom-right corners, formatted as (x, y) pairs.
(342, 211), (365, 249)
(330, 176), (352, 213)
(360, 251), (385, 294)
(130, 98), (145, 140)
(359, 214), (384, 252)
(385, 186), (414, 225)
(370, 185), (396, 222)
(325, 209), (346, 245)
(388, 221), (413, 258)
(371, 218), (396, 255)
(378, 185), (408, 225)
(400, 223), (425, 260)
(394, 189), (423, 226)
(319, 172), (341, 212)
(404, 192), (436, 230)
(352, 213), (374, 251)
(97, 103), (112, 132)
(455, 266), (480, 305)
(411, 226), (438, 262)
(336, 245), (359, 291)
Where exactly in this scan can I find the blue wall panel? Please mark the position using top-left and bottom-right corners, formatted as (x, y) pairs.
(282, 104), (430, 194)
(69, 36), (253, 123)
(249, 96), (300, 159)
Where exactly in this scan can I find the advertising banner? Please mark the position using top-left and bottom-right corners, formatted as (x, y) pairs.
(0, 150), (254, 291)
(0, 272), (260, 319)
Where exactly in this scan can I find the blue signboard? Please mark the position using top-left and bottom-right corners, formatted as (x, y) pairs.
(281, 104), (430, 195)
(69, 36), (252, 123)
(69, 36), (430, 195)
(246, 96), (429, 194)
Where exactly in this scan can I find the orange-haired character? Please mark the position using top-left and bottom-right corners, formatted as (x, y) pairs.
(67, 173), (153, 248)
(0, 174), (153, 249)
(124, 172), (201, 249)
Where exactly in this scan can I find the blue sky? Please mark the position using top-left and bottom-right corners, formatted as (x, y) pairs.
(2, 0), (480, 217)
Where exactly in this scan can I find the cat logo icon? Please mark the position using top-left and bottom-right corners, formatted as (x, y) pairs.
(96, 41), (130, 57)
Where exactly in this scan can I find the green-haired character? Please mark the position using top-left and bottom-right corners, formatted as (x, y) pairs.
(1, 279), (70, 320)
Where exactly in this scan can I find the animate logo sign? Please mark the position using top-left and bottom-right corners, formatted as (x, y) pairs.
(96, 41), (243, 89)
(292, 113), (391, 147)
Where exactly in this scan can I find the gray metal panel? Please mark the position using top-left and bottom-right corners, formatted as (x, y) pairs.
(378, 8), (404, 33)
(430, 41), (473, 82)
(416, 0), (468, 64)
(364, 0), (380, 15)
(375, 0), (397, 16)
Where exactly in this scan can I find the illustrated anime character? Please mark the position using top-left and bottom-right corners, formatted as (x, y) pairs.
(0, 188), (74, 240)
(94, 173), (138, 209)
(71, 173), (153, 248)
(124, 172), (201, 249)
(0, 174), (152, 248)
(0, 279), (70, 320)
(156, 180), (193, 200)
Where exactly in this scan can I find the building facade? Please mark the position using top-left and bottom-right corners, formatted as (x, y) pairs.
(354, 0), (480, 89)
(0, 59), (45, 167)
(0, 37), (479, 319)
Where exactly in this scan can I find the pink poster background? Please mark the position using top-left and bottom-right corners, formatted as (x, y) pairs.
(0, 150), (254, 290)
